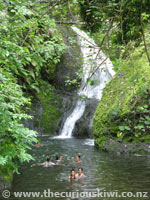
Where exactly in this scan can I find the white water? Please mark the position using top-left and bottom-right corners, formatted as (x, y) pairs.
(57, 27), (115, 138)
(84, 139), (95, 146)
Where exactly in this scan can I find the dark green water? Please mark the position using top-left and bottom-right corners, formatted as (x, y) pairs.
(10, 137), (150, 200)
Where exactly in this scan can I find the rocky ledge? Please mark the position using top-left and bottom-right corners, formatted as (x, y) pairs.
(100, 139), (150, 155)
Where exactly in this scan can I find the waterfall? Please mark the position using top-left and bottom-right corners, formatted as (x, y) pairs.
(57, 27), (115, 138)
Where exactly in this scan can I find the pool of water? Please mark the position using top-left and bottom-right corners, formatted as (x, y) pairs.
(10, 137), (150, 200)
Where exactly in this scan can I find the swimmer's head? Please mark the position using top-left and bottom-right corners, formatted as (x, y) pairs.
(46, 157), (50, 162)
(71, 169), (75, 173)
(70, 169), (76, 177)
(75, 155), (81, 162)
(78, 168), (83, 174)
(59, 156), (62, 161)
(56, 155), (59, 160)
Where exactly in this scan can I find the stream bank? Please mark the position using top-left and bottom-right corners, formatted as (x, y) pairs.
(99, 139), (150, 155)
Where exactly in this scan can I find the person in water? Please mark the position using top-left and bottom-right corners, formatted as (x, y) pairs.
(75, 155), (81, 163)
(76, 168), (85, 180)
(55, 156), (63, 165)
(69, 169), (76, 179)
(42, 157), (55, 167)
(34, 142), (44, 147)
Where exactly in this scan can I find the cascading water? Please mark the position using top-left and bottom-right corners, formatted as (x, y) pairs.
(58, 27), (115, 138)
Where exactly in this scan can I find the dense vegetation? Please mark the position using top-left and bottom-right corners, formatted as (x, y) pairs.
(0, 70), (37, 181)
(0, 0), (66, 181)
(88, 1), (150, 150)
(93, 40), (150, 148)
(0, 1), (66, 94)
(78, 0), (150, 42)
(76, 1), (150, 149)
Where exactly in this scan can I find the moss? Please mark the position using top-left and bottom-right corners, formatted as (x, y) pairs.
(27, 25), (83, 135)
(135, 149), (149, 155)
(29, 80), (63, 134)
(39, 89), (63, 133)
(40, 100), (62, 134)
(93, 38), (150, 149)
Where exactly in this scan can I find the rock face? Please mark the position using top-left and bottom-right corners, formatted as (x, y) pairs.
(24, 26), (104, 138)
(24, 92), (76, 135)
(54, 25), (82, 92)
(73, 99), (99, 138)
(93, 42), (150, 151)
(25, 25), (83, 135)
(99, 139), (150, 155)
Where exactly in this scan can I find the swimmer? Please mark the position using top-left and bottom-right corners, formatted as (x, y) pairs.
(34, 142), (44, 147)
(69, 169), (76, 179)
(75, 155), (81, 163)
(76, 168), (85, 180)
(41, 157), (56, 167)
(55, 156), (64, 166)
(55, 155), (59, 163)
(31, 157), (55, 167)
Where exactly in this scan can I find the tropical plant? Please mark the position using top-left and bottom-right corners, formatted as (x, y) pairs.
(0, 70), (37, 181)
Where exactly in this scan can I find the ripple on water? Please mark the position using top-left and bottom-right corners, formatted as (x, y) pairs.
(12, 138), (150, 200)
(83, 139), (94, 146)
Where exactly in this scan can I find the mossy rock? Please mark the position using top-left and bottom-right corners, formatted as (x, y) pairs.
(54, 25), (82, 92)
(93, 37), (150, 149)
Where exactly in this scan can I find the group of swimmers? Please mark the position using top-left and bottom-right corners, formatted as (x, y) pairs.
(38, 155), (85, 180)
(41, 156), (63, 167)
(40, 155), (81, 166)
(69, 168), (85, 180)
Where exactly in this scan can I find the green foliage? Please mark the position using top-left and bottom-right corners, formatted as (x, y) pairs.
(65, 69), (82, 88)
(0, 0), (67, 180)
(93, 39), (150, 147)
(50, 0), (79, 21)
(78, 0), (102, 32)
(0, 0), (66, 95)
(0, 70), (37, 180)
(36, 81), (63, 134)
(78, 0), (150, 44)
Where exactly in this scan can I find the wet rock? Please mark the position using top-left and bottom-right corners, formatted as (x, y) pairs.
(24, 93), (75, 135)
(54, 25), (82, 92)
(24, 26), (82, 135)
(101, 140), (150, 155)
(73, 98), (99, 137)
